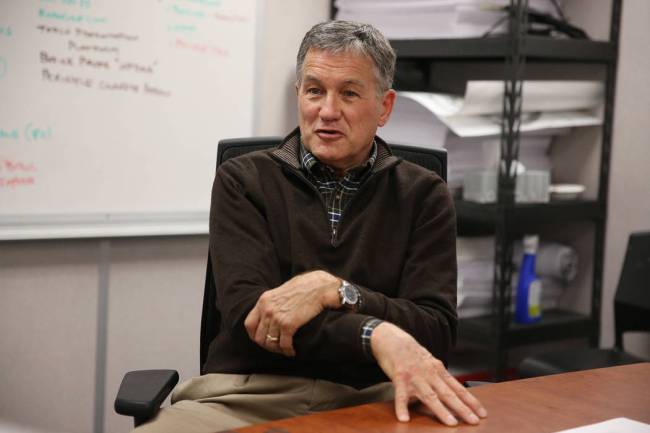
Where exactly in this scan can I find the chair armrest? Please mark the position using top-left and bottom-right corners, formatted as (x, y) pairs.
(114, 369), (179, 427)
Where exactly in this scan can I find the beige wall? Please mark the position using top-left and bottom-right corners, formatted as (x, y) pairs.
(0, 2), (648, 433)
(1, 240), (99, 433)
(561, 0), (650, 358)
(601, 0), (650, 357)
(256, 1), (331, 135)
(0, 2), (329, 433)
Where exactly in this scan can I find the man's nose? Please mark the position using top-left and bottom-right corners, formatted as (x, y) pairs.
(319, 94), (341, 121)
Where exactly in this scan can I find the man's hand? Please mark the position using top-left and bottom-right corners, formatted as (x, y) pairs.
(244, 270), (341, 357)
(371, 322), (487, 426)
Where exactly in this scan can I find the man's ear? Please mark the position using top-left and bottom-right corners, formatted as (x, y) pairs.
(377, 89), (396, 127)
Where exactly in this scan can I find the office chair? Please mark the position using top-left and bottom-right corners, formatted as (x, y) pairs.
(114, 137), (448, 427)
(518, 231), (650, 378)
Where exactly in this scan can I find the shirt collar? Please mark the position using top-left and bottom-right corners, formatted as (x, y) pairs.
(299, 139), (378, 180)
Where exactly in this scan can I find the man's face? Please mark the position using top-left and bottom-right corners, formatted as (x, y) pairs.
(297, 49), (395, 174)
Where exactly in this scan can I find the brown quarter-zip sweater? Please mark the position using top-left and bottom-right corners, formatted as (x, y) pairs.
(205, 128), (457, 388)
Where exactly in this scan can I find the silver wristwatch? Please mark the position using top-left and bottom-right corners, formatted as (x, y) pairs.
(338, 280), (360, 312)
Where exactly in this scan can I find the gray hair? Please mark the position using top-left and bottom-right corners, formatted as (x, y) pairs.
(296, 20), (396, 95)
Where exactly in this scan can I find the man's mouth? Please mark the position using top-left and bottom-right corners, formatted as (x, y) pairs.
(315, 128), (344, 140)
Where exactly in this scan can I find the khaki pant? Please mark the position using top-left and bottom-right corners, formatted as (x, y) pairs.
(133, 374), (394, 433)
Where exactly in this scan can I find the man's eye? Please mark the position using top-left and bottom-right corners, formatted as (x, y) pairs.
(306, 88), (322, 95)
(343, 90), (359, 98)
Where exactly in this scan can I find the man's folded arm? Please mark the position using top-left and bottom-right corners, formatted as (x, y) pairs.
(211, 163), (375, 363)
(212, 160), (456, 365)
(293, 177), (458, 364)
(210, 160), (283, 333)
(210, 163), (362, 363)
(354, 177), (458, 362)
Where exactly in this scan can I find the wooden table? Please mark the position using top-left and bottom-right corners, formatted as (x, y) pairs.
(230, 363), (650, 433)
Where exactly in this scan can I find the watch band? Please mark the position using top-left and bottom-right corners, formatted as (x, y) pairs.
(361, 317), (383, 360)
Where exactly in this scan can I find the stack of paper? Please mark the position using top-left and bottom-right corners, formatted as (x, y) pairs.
(445, 134), (554, 190)
(458, 276), (565, 319)
(456, 236), (577, 318)
(379, 93), (450, 151)
(335, 0), (562, 40)
(554, 418), (650, 433)
(378, 81), (603, 190)
(384, 81), (604, 138)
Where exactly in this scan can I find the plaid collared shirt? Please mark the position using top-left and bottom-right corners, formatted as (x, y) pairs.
(299, 139), (383, 361)
(299, 141), (377, 242)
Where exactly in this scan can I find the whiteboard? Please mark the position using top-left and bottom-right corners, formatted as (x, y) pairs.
(0, 0), (260, 240)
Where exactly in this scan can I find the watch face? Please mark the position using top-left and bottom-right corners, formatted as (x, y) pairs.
(343, 284), (359, 304)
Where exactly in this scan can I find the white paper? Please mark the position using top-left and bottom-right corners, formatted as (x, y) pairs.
(455, 236), (584, 318)
(553, 418), (650, 433)
(442, 110), (601, 137)
(398, 81), (604, 137)
(459, 81), (604, 115)
(380, 81), (602, 189)
(335, 0), (559, 39)
(379, 94), (449, 149)
(379, 93), (558, 189)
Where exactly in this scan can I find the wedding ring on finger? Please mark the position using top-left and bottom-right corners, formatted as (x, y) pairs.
(266, 334), (279, 342)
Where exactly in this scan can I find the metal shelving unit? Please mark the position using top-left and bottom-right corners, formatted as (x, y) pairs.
(459, 309), (593, 347)
(397, 0), (622, 380)
(331, 0), (623, 379)
(455, 200), (605, 228)
(390, 36), (616, 62)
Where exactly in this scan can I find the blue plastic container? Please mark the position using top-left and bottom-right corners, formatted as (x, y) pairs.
(515, 235), (543, 324)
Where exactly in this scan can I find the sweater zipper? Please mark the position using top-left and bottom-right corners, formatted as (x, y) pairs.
(281, 163), (394, 247)
(331, 171), (380, 246)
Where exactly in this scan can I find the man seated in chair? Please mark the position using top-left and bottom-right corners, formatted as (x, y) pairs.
(136, 20), (486, 433)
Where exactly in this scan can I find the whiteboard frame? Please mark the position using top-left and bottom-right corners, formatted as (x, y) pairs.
(0, 212), (209, 240)
(0, 0), (263, 241)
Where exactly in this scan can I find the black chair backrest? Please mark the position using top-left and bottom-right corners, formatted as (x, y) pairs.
(613, 231), (650, 350)
(200, 137), (448, 372)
